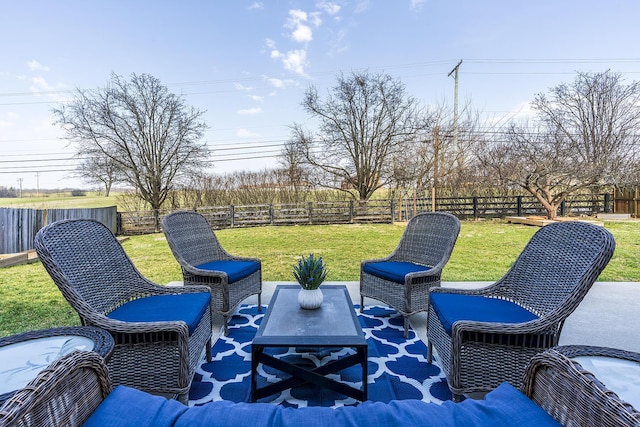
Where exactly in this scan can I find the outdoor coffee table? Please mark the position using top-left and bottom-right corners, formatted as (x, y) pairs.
(251, 285), (368, 402)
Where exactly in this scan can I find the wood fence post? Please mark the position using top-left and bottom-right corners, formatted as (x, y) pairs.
(155, 210), (162, 232)
(517, 196), (523, 217)
(230, 205), (235, 227)
(390, 199), (395, 224)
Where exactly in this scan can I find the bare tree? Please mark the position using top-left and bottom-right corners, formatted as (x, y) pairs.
(479, 71), (640, 219)
(74, 148), (121, 196)
(279, 140), (311, 199)
(532, 70), (640, 191)
(288, 71), (419, 201)
(479, 122), (580, 219)
(391, 100), (486, 200)
(53, 72), (209, 210)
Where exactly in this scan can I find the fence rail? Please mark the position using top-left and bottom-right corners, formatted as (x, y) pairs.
(116, 194), (612, 235)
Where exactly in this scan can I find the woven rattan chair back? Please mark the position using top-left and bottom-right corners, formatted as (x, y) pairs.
(492, 221), (616, 319)
(162, 211), (232, 267)
(35, 219), (146, 316)
(392, 212), (461, 267)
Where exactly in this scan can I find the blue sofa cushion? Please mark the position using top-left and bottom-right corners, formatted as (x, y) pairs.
(430, 293), (538, 336)
(363, 261), (431, 284)
(107, 292), (210, 335)
(84, 382), (561, 427)
(195, 260), (260, 283)
(83, 385), (187, 427)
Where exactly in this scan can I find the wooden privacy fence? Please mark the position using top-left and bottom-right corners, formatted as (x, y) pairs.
(0, 206), (117, 254)
(117, 193), (613, 235)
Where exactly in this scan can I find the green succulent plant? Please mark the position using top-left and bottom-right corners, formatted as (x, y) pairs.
(293, 253), (328, 290)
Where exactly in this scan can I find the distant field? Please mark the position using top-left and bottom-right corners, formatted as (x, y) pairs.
(0, 192), (124, 210)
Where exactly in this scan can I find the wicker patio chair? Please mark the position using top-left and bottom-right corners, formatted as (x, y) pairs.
(162, 211), (262, 335)
(360, 212), (460, 337)
(427, 221), (616, 401)
(523, 345), (640, 427)
(34, 219), (213, 404)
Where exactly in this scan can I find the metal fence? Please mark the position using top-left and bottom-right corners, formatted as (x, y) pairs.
(116, 193), (613, 235)
(0, 206), (118, 254)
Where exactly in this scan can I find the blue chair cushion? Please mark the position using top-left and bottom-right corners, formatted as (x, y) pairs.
(363, 261), (431, 284)
(107, 292), (210, 335)
(195, 260), (260, 283)
(430, 293), (539, 336)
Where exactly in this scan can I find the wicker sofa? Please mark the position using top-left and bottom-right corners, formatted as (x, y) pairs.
(1, 346), (638, 427)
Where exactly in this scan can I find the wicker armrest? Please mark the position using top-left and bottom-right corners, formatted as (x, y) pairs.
(522, 346), (640, 427)
(0, 351), (111, 427)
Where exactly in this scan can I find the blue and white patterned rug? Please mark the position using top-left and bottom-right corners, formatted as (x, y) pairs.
(189, 304), (453, 408)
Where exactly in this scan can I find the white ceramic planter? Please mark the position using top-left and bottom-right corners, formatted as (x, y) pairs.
(298, 288), (323, 309)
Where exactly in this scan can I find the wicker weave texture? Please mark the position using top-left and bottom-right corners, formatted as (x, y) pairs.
(0, 351), (111, 427)
(0, 327), (113, 405)
(34, 219), (212, 404)
(523, 346), (640, 427)
(360, 212), (460, 336)
(162, 211), (262, 335)
(427, 221), (616, 400)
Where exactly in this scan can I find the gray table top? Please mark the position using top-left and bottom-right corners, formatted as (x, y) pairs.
(253, 285), (366, 347)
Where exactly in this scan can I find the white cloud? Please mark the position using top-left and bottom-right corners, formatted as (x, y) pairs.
(27, 60), (49, 72)
(288, 9), (308, 23)
(248, 2), (263, 11)
(248, 95), (263, 102)
(354, 0), (370, 13)
(292, 24), (313, 43)
(309, 12), (322, 27)
(286, 9), (320, 43)
(237, 107), (262, 115)
(234, 82), (255, 91)
(30, 76), (53, 93)
(317, 2), (341, 15)
(410, 0), (425, 11)
(262, 76), (297, 89)
(271, 49), (308, 76)
(265, 38), (277, 49)
(237, 128), (261, 138)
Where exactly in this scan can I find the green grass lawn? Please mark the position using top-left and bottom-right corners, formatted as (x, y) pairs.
(1, 220), (638, 336)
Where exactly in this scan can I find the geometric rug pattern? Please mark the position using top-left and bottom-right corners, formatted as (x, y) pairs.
(189, 304), (455, 408)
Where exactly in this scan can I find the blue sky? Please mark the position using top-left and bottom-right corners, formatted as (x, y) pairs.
(1, 0), (639, 190)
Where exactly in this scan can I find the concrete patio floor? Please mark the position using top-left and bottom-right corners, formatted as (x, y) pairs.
(238, 281), (640, 354)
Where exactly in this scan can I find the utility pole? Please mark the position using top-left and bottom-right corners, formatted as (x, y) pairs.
(35, 172), (40, 198)
(448, 60), (463, 168)
(17, 178), (23, 198)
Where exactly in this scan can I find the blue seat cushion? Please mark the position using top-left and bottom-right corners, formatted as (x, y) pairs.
(363, 261), (431, 284)
(430, 293), (539, 337)
(107, 292), (210, 335)
(195, 260), (260, 283)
